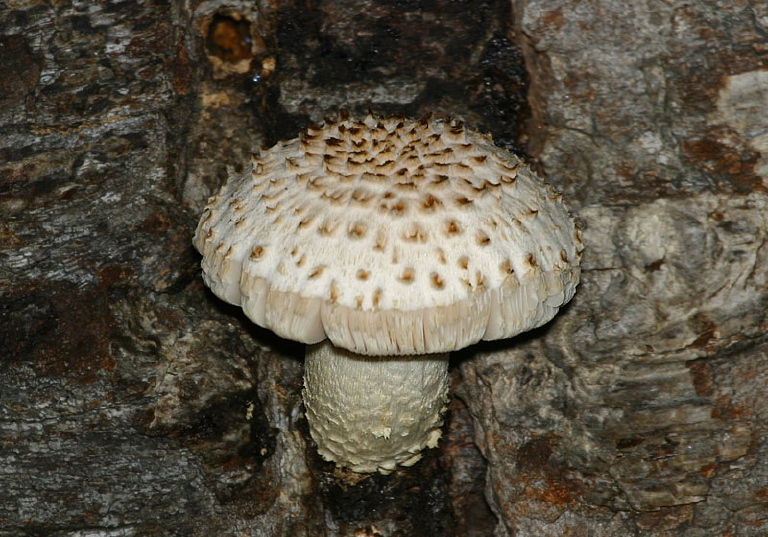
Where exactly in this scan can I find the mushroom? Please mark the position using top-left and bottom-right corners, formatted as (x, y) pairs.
(193, 114), (582, 474)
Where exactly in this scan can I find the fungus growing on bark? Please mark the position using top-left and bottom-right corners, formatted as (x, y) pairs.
(193, 114), (582, 473)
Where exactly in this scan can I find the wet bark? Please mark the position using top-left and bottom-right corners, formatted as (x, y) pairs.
(1, 0), (766, 536)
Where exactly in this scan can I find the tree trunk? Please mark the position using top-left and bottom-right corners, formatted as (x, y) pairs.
(1, 0), (765, 535)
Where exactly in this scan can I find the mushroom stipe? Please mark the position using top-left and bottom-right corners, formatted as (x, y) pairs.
(194, 114), (583, 474)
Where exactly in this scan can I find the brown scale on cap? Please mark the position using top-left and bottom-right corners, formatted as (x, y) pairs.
(475, 230), (491, 246)
(421, 194), (443, 211)
(250, 246), (265, 260)
(430, 272), (445, 290)
(402, 222), (428, 243)
(348, 222), (367, 239)
(398, 267), (415, 284)
(444, 219), (463, 237)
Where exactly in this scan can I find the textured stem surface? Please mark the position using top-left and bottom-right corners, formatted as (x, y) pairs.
(303, 341), (450, 474)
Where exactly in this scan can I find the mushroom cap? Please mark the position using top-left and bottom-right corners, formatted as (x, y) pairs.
(194, 115), (582, 355)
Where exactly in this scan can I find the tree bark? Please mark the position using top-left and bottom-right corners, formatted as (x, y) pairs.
(1, 0), (766, 536)
(458, 1), (768, 535)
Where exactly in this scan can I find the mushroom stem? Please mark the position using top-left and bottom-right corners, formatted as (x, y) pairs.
(303, 340), (450, 474)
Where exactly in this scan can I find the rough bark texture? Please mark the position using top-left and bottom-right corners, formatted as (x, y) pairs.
(1, 1), (766, 536)
(456, 1), (768, 535)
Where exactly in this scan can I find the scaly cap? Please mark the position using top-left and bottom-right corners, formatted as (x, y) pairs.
(194, 115), (582, 355)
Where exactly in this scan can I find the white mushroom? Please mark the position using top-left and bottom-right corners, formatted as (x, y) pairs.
(193, 114), (583, 474)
